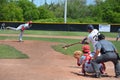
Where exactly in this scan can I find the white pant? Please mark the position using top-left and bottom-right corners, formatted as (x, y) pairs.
(7, 24), (23, 31)
(7, 25), (24, 41)
(84, 62), (102, 73)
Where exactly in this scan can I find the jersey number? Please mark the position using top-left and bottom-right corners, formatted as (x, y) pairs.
(93, 33), (99, 41)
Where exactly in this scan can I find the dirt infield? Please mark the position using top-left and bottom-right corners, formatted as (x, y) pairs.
(0, 34), (119, 80)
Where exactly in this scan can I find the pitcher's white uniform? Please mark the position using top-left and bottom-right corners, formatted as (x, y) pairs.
(6, 21), (32, 41)
(7, 22), (31, 31)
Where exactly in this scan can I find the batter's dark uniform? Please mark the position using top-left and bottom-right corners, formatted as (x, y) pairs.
(91, 34), (120, 78)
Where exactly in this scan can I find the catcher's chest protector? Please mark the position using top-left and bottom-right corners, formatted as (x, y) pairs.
(83, 54), (91, 64)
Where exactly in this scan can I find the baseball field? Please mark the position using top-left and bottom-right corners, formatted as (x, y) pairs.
(0, 30), (119, 80)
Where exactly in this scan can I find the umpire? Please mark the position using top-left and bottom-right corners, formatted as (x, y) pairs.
(91, 34), (120, 78)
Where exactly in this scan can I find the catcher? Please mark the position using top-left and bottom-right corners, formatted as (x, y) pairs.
(73, 42), (106, 76)
(6, 21), (32, 42)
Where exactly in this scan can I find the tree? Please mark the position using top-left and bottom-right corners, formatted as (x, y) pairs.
(44, 1), (64, 18)
(67, 0), (87, 19)
(101, 0), (120, 23)
(0, 0), (7, 5)
(89, 0), (105, 22)
(38, 6), (55, 19)
(24, 9), (39, 21)
(0, 2), (23, 21)
(17, 0), (39, 21)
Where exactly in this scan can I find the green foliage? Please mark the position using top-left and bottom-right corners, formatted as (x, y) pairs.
(67, 0), (87, 19)
(35, 18), (82, 23)
(102, 8), (120, 23)
(45, 2), (64, 18)
(24, 9), (39, 21)
(0, 0), (120, 23)
(0, 2), (23, 21)
(79, 17), (100, 23)
(112, 12), (120, 23)
(38, 6), (55, 19)
(17, 0), (39, 21)
(53, 5), (64, 18)
(0, 0), (8, 5)
(99, 0), (120, 23)
(35, 18), (63, 22)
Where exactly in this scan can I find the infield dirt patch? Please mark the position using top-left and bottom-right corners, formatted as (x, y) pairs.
(0, 39), (119, 80)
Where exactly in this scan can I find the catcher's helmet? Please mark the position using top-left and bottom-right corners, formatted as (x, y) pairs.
(87, 24), (94, 30)
(98, 34), (105, 40)
(82, 45), (90, 53)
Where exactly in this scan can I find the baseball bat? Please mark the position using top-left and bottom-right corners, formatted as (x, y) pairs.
(62, 42), (82, 48)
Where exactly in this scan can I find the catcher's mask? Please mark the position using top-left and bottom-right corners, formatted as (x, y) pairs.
(82, 45), (90, 53)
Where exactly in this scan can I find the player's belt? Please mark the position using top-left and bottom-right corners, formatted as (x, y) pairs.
(105, 51), (114, 53)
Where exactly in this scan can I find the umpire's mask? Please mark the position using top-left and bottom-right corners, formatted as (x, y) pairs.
(98, 34), (105, 41)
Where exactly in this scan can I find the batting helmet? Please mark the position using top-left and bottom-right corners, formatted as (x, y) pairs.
(87, 24), (94, 30)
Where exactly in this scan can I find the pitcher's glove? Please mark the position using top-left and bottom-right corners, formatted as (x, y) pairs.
(21, 26), (25, 31)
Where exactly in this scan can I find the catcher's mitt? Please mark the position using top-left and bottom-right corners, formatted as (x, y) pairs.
(73, 50), (82, 58)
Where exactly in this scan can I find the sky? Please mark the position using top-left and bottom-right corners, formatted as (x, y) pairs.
(30, 0), (95, 7)
(86, 0), (95, 5)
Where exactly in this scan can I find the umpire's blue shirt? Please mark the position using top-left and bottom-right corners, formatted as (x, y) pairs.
(95, 40), (116, 54)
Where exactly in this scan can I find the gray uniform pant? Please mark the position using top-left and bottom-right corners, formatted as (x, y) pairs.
(91, 52), (120, 76)
(19, 30), (24, 41)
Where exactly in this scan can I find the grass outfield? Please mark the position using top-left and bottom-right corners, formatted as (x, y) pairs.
(0, 30), (119, 58)
(0, 30), (118, 37)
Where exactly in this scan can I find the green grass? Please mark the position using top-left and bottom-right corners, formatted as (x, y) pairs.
(0, 30), (119, 57)
(52, 41), (120, 56)
(0, 30), (19, 34)
(0, 30), (88, 36)
(1, 36), (120, 56)
(0, 30), (118, 37)
(0, 36), (18, 40)
(24, 36), (92, 56)
(34, 18), (80, 23)
(0, 44), (29, 59)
